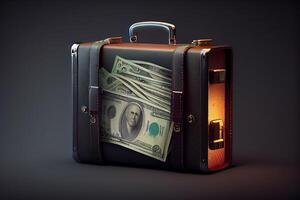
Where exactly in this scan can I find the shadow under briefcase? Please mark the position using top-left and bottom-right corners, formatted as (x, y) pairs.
(71, 21), (233, 172)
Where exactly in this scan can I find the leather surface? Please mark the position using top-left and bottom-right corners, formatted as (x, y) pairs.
(74, 44), (92, 162)
(88, 41), (107, 164)
(171, 45), (192, 171)
(73, 41), (108, 163)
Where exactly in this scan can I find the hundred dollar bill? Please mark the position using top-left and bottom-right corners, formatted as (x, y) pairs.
(100, 92), (173, 161)
(113, 73), (171, 99)
(129, 59), (172, 78)
(112, 56), (171, 88)
(125, 79), (170, 110)
(113, 56), (171, 81)
(100, 67), (148, 100)
(100, 68), (170, 112)
(114, 74), (171, 106)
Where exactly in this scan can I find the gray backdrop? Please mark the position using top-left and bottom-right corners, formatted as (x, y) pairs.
(0, 0), (299, 199)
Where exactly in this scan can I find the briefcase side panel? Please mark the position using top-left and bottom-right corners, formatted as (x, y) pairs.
(206, 47), (233, 171)
(184, 46), (233, 172)
(184, 48), (208, 172)
(72, 43), (93, 162)
(71, 43), (80, 162)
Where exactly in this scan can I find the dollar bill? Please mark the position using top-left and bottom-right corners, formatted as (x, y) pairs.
(129, 59), (172, 78)
(100, 68), (171, 112)
(102, 84), (170, 114)
(113, 73), (171, 99)
(100, 92), (173, 161)
(114, 74), (171, 107)
(99, 56), (173, 161)
(112, 56), (171, 88)
(100, 67), (148, 101)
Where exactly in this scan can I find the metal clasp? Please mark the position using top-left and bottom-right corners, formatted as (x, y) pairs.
(90, 115), (96, 124)
(187, 114), (195, 123)
(81, 105), (88, 113)
(173, 123), (181, 133)
(191, 39), (213, 46)
(209, 119), (224, 150)
(209, 69), (226, 83)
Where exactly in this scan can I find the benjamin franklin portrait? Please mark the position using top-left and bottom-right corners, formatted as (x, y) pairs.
(120, 102), (143, 141)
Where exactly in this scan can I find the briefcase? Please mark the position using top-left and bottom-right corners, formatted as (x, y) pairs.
(71, 21), (233, 172)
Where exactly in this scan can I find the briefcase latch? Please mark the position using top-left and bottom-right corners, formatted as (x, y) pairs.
(209, 69), (226, 83)
(209, 119), (224, 150)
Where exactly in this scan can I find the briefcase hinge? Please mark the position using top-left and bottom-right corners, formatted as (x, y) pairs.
(104, 37), (123, 44)
(191, 39), (213, 46)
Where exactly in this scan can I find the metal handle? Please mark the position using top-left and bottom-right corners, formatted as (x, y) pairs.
(129, 21), (176, 45)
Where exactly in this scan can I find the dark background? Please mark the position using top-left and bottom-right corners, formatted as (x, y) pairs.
(0, 0), (299, 199)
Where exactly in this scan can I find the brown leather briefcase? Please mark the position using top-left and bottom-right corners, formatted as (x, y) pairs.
(71, 21), (233, 172)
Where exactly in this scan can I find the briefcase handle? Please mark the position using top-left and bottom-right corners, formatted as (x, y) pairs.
(129, 21), (176, 45)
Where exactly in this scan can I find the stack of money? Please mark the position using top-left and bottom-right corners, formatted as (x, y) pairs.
(99, 56), (173, 161)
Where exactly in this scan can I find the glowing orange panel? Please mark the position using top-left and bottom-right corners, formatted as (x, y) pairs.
(208, 77), (225, 170)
